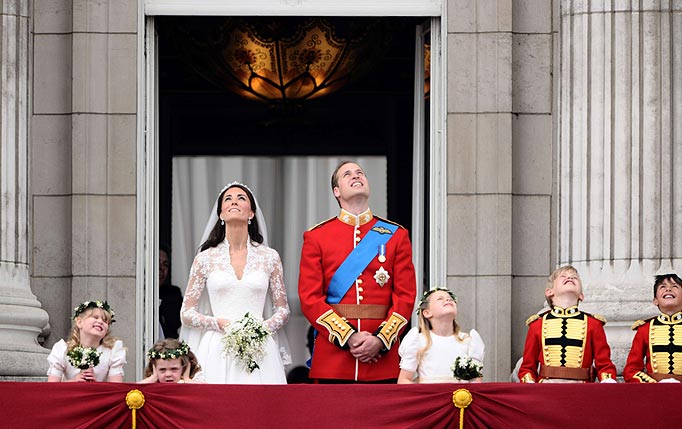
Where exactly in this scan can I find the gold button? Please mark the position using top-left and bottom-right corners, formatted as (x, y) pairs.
(358, 296), (364, 301)
(357, 279), (363, 284)
(357, 287), (364, 292)
(355, 236), (361, 242)
(355, 229), (361, 235)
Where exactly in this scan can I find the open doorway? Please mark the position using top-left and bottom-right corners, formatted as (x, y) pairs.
(153, 16), (424, 368)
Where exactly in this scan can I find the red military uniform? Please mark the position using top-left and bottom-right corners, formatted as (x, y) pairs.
(518, 306), (617, 383)
(623, 311), (682, 382)
(298, 208), (416, 381)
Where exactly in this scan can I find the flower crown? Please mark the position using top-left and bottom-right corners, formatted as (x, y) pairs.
(417, 287), (458, 314)
(72, 300), (116, 323)
(147, 341), (190, 361)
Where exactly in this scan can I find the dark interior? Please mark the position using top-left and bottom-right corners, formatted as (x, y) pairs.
(155, 16), (423, 249)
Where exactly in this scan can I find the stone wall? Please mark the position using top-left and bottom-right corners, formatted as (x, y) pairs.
(446, 0), (556, 381)
(31, 0), (138, 381)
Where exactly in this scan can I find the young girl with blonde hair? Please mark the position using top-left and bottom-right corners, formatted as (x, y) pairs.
(47, 300), (126, 382)
(398, 288), (484, 383)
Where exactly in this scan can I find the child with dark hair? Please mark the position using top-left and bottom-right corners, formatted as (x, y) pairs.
(624, 273), (682, 383)
(139, 338), (205, 383)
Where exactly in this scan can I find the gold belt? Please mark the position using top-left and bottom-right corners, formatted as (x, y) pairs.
(330, 304), (389, 320)
(539, 364), (594, 381)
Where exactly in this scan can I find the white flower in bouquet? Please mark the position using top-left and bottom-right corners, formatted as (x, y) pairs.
(221, 312), (271, 373)
(451, 356), (483, 381)
(67, 345), (102, 370)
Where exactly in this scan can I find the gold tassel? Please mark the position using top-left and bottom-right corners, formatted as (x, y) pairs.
(452, 388), (473, 429)
(125, 389), (145, 429)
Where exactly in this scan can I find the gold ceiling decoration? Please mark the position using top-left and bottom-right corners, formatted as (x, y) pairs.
(172, 17), (387, 104)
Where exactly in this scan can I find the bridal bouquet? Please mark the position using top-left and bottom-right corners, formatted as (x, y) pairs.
(451, 356), (483, 381)
(221, 312), (271, 373)
(67, 345), (102, 370)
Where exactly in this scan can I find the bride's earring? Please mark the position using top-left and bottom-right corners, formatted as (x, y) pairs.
(248, 218), (252, 225)
(220, 218), (225, 226)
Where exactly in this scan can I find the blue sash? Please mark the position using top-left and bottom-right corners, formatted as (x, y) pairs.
(326, 220), (398, 304)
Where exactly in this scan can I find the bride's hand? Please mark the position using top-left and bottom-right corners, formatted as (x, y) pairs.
(217, 318), (231, 332)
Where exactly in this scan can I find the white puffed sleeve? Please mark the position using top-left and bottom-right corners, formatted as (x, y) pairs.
(467, 329), (485, 363)
(107, 340), (127, 377)
(192, 370), (206, 382)
(398, 326), (421, 372)
(46, 339), (68, 379)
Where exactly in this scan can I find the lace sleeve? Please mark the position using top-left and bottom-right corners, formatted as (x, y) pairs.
(180, 254), (221, 332)
(263, 249), (290, 333)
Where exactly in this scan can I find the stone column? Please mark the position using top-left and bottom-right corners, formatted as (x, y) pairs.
(559, 1), (682, 372)
(447, 1), (513, 381)
(0, 0), (50, 378)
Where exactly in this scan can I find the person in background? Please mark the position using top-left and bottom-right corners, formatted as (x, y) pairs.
(160, 244), (183, 339)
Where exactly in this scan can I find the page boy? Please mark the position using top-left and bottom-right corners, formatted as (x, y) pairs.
(623, 273), (682, 383)
(518, 265), (617, 383)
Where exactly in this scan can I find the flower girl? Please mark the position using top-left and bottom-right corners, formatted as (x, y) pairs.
(139, 338), (205, 383)
(398, 288), (484, 383)
(47, 300), (126, 382)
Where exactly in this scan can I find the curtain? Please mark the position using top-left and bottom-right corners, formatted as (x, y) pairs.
(171, 156), (387, 366)
(3, 382), (679, 429)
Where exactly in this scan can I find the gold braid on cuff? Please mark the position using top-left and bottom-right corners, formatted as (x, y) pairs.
(316, 309), (355, 347)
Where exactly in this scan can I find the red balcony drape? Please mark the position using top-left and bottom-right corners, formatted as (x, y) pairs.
(0, 382), (679, 428)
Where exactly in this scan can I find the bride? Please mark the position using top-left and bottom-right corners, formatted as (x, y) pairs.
(180, 182), (291, 383)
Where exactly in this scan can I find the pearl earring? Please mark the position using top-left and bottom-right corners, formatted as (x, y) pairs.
(220, 219), (225, 226)
(248, 219), (252, 225)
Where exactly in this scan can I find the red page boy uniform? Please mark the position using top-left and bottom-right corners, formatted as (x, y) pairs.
(298, 208), (416, 382)
(519, 306), (617, 383)
(624, 312), (682, 382)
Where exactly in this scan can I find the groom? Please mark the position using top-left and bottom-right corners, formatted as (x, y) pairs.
(298, 160), (416, 383)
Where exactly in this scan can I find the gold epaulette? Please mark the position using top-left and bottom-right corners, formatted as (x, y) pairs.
(307, 217), (335, 231)
(316, 309), (355, 347)
(589, 313), (607, 325)
(376, 312), (408, 350)
(374, 216), (406, 230)
(631, 319), (647, 330)
(526, 314), (540, 326)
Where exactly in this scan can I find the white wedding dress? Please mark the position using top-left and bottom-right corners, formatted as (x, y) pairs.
(180, 239), (291, 384)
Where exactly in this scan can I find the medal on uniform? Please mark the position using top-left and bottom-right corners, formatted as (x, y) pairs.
(378, 244), (386, 263)
(374, 266), (390, 287)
